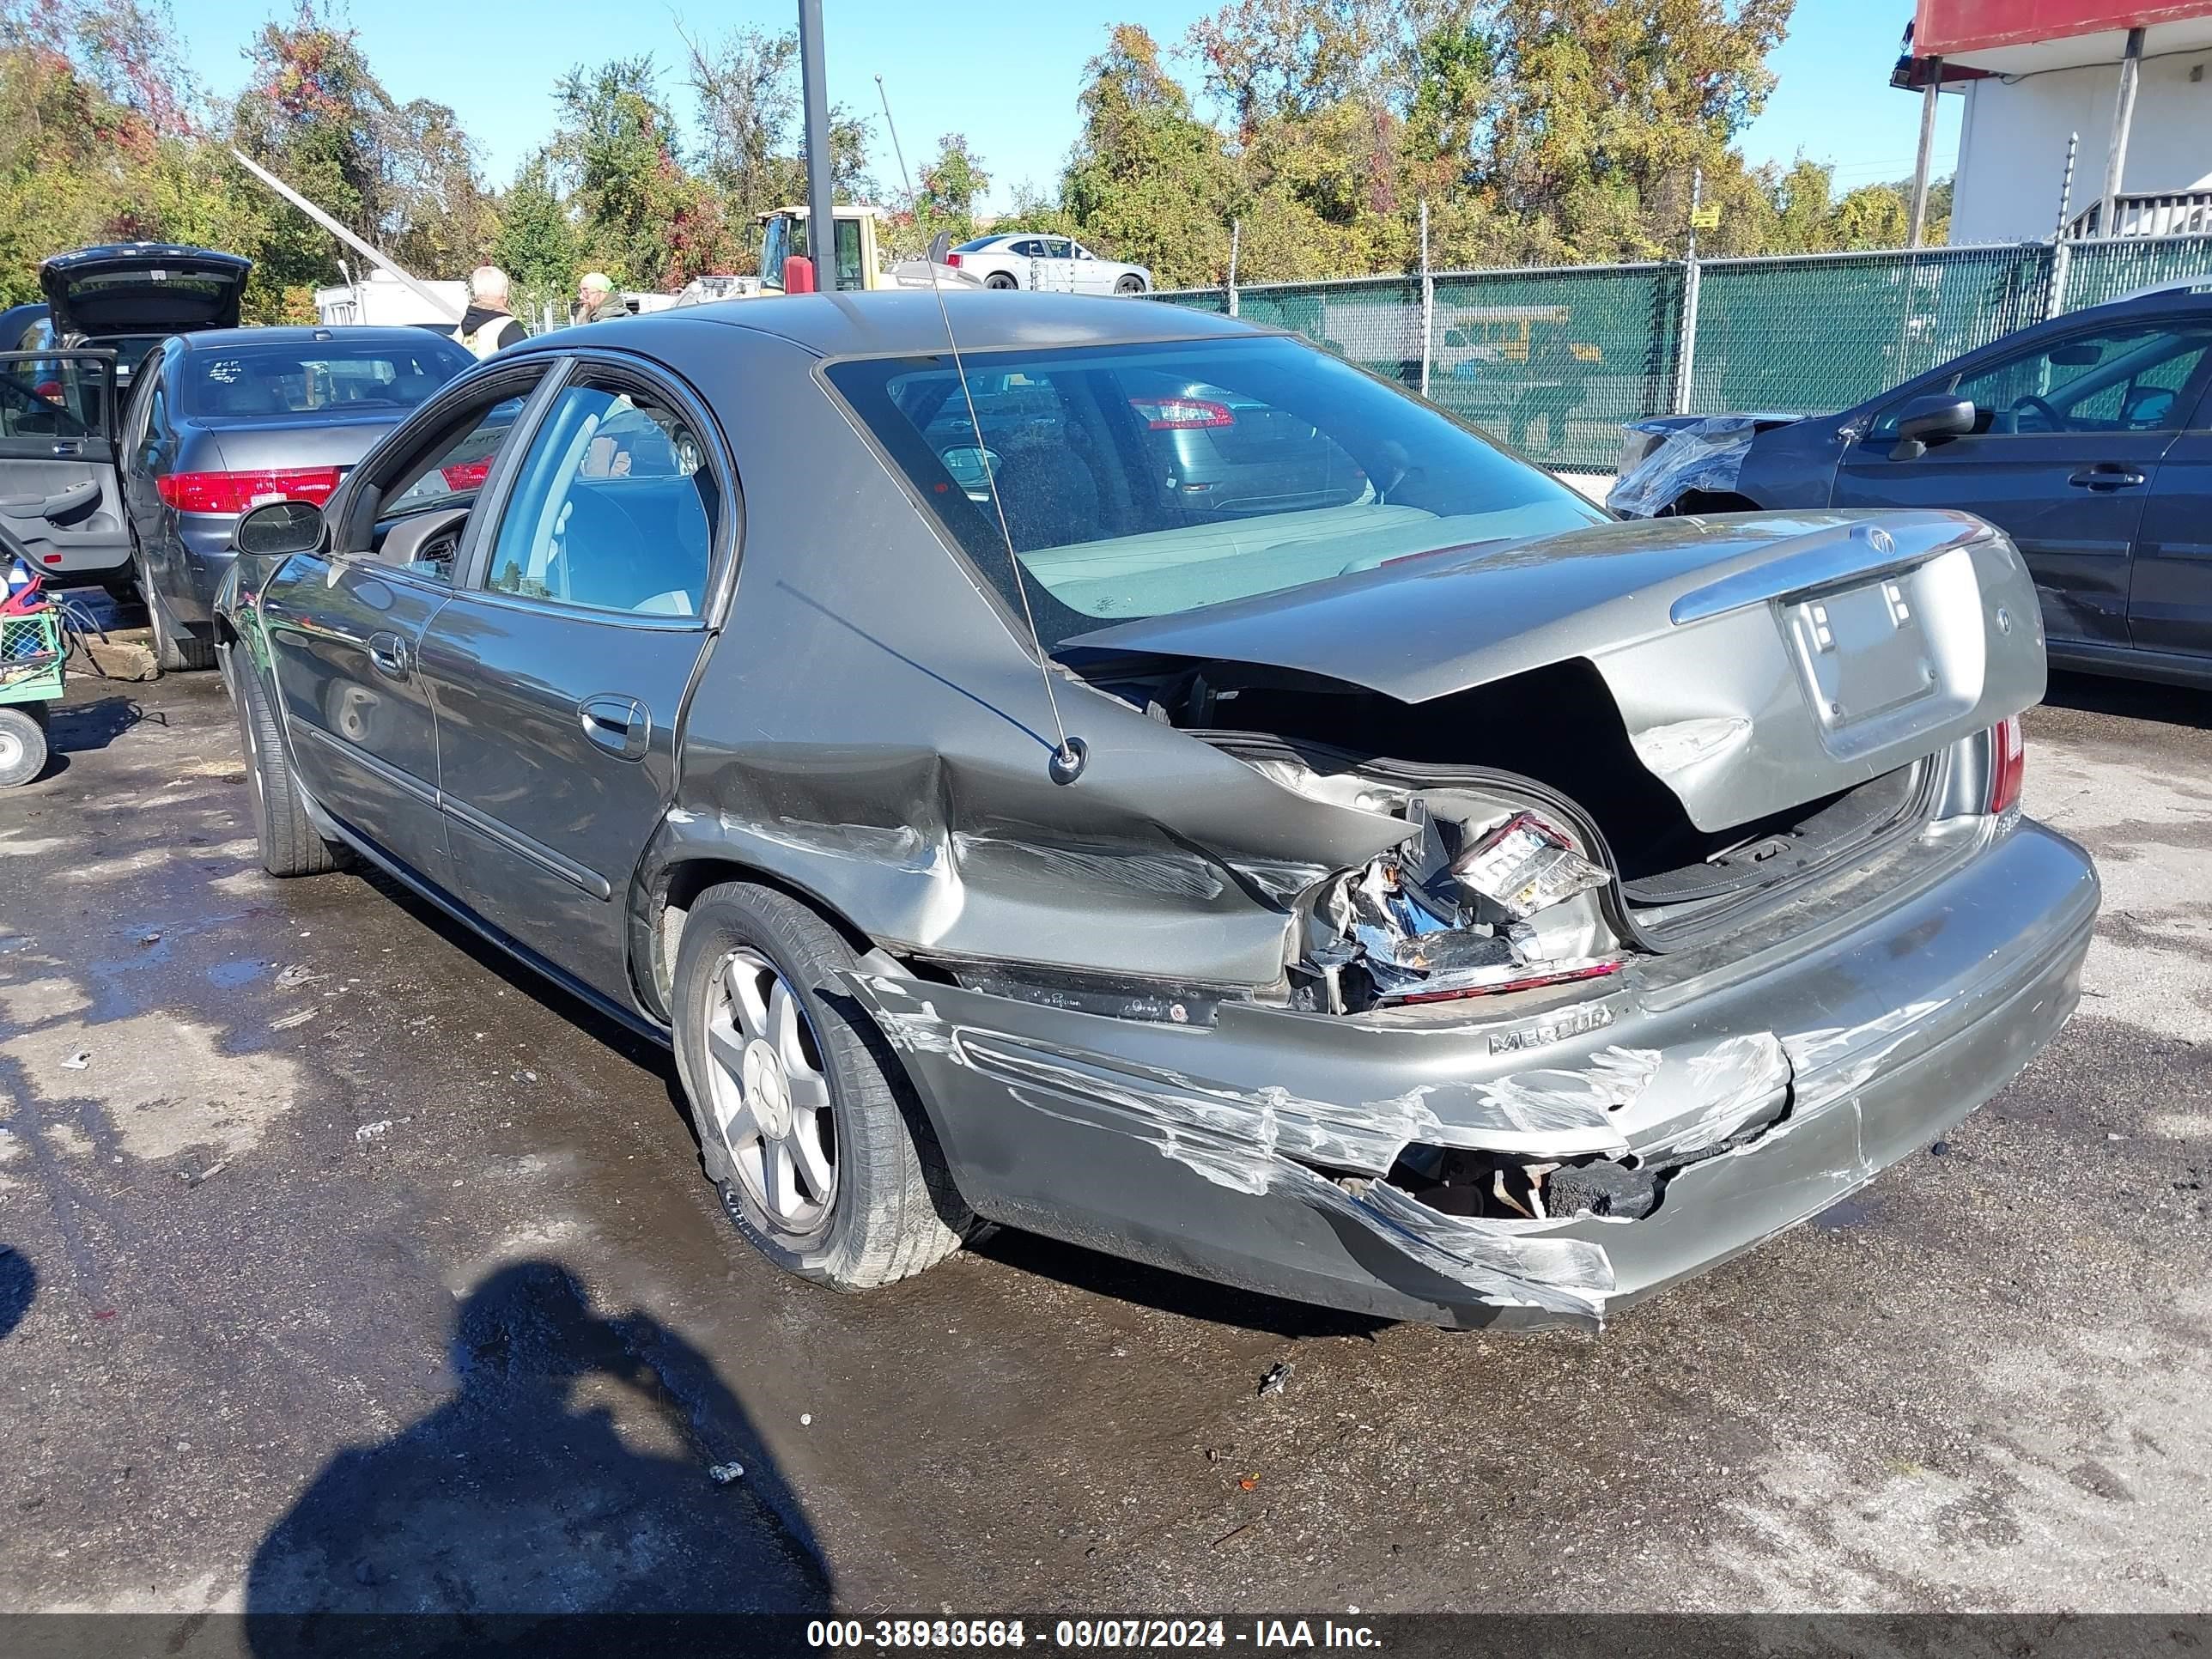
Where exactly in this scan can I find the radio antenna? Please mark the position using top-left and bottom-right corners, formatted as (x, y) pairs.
(874, 73), (1087, 786)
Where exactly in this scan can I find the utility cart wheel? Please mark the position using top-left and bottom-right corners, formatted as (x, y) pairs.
(0, 704), (49, 787)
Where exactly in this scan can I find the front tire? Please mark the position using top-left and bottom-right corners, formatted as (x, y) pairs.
(226, 646), (348, 877)
(1115, 274), (1145, 295)
(0, 706), (48, 787)
(672, 882), (970, 1290)
(985, 271), (1018, 291)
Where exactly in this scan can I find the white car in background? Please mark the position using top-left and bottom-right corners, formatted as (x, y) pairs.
(945, 234), (1152, 295)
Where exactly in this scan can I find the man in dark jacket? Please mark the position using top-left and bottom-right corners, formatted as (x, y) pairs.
(574, 271), (629, 325)
(455, 266), (529, 358)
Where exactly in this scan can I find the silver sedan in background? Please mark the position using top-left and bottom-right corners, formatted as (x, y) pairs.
(946, 234), (1152, 294)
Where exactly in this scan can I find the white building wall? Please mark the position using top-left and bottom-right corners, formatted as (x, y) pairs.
(1950, 52), (2212, 244)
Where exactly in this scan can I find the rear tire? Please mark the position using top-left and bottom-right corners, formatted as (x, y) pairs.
(226, 646), (348, 877)
(145, 562), (215, 673)
(985, 272), (1018, 290)
(0, 706), (48, 787)
(672, 881), (971, 1290)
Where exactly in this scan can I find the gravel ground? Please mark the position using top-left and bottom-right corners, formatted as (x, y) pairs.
(1, 626), (2208, 1623)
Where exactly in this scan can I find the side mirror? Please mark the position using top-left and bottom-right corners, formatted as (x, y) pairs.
(232, 498), (325, 556)
(1889, 393), (1977, 460)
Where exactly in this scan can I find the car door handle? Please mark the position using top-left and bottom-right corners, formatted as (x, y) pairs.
(579, 695), (650, 761)
(2069, 465), (2148, 490)
(366, 631), (411, 678)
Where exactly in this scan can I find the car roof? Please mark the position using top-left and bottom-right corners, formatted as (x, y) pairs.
(2091, 274), (2212, 309)
(522, 290), (1252, 361)
(2061, 280), (2212, 324)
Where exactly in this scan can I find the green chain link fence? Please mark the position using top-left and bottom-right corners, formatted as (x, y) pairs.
(1152, 231), (2212, 474)
(1428, 264), (1681, 471)
(1686, 245), (2051, 416)
(1230, 275), (1425, 386)
(2057, 234), (2212, 309)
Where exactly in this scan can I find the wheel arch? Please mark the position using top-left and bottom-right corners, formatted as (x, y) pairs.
(630, 847), (881, 1027)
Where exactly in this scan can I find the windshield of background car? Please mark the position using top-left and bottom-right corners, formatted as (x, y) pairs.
(182, 339), (471, 419)
(825, 336), (1607, 645)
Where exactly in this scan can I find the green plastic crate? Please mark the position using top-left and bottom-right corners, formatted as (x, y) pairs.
(0, 610), (64, 706)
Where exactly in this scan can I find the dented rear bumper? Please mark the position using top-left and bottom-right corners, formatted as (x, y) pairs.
(850, 817), (2099, 1330)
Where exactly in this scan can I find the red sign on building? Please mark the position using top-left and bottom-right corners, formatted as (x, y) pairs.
(1917, 0), (2212, 55)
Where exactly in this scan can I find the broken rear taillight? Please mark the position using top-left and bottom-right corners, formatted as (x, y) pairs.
(1450, 811), (1611, 920)
(1389, 958), (1621, 1006)
(1987, 714), (2025, 815)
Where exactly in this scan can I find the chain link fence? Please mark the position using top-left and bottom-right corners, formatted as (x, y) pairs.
(1428, 264), (1681, 472)
(2057, 234), (2212, 310)
(1153, 231), (2212, 473)
(1686, 244), (2051, 418)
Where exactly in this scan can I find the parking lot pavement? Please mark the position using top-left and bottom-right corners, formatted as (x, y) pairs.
(2, 646), (2209, 1620)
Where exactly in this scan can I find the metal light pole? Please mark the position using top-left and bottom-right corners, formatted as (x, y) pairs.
(799, 0), (837, 289)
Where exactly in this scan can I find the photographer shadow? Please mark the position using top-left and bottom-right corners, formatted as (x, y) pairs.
(246, 1259), (828, 1647)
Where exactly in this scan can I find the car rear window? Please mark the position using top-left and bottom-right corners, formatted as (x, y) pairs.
(185, 339), (469, 419)
(824, 336), (1606, 645)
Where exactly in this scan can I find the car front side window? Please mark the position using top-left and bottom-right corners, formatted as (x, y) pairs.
(1876, 322), (2212, 440)
(480, 379), (718, 618)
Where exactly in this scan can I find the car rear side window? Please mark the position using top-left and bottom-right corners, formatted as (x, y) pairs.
(480, 382), (719, 618)
(184, 340), (470, 418)
(824, 336), (1605, 645)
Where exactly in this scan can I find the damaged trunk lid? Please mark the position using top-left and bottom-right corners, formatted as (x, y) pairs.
(1062, 507), (2043, 837)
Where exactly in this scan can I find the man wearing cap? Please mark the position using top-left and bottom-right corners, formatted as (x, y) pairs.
(574, 272), (629, 325)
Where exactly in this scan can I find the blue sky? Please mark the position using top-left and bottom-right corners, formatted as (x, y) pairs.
(173, 0), (1962, 212)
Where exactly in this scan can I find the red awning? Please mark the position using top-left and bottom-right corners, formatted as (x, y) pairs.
(1915, 0), (2212, 56)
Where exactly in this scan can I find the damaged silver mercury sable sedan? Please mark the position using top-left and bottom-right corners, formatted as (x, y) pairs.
(212, 292), (2099, 1328)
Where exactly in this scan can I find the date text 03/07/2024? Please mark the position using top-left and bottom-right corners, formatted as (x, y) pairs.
(804, 1619), (1385, 1650)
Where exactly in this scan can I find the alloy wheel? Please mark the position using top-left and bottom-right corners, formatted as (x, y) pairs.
(704, 946), (837, 1231)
